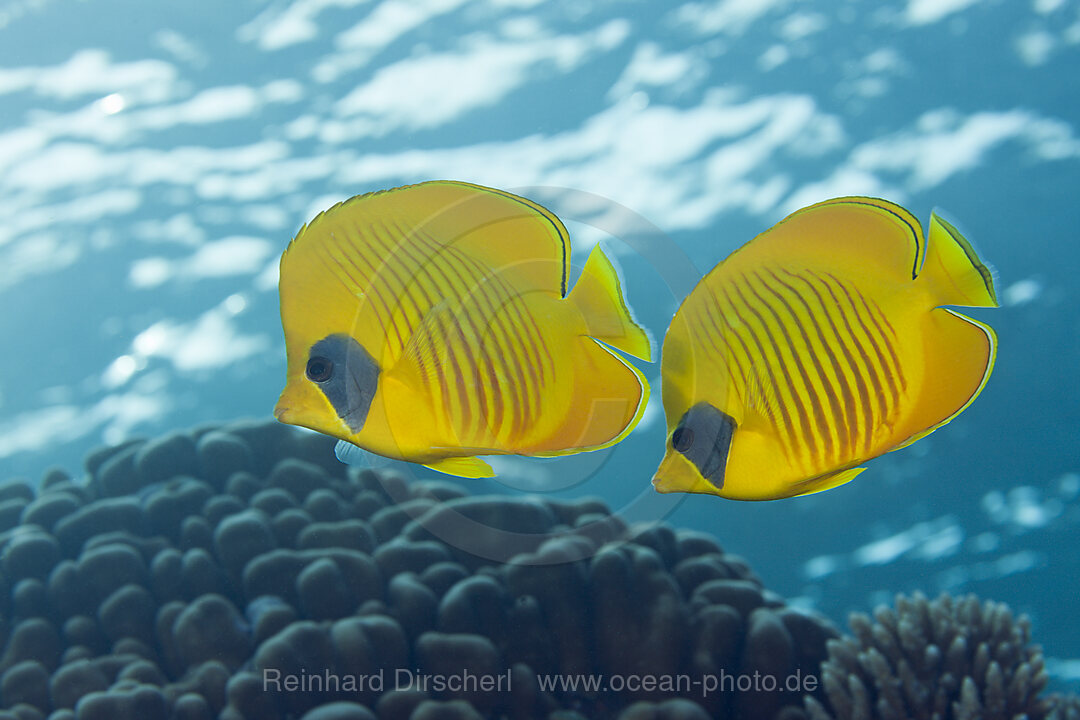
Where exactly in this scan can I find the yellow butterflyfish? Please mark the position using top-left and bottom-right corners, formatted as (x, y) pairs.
(275, 181), (651, 478)
(653, 197), (997, 501)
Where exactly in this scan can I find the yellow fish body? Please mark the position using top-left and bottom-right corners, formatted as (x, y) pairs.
(654, 197), (997, 501)
(274, 181), (651, 478)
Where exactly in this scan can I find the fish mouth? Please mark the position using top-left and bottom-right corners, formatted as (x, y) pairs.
(652, 470), (690, 495)
(273, 400), (293, 423)
(651, 470), (673, 494)
(274, 383), (301, 424)
(651, 451), (714, 496)
(651, 452), (680, 494)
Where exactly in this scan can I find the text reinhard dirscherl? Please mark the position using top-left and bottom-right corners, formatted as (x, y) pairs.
(262, 668), (819, 697)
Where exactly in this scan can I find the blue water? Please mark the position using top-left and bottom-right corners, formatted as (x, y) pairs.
(2, 0), (1078, 683)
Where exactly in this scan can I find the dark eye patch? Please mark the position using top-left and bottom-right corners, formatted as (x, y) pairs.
(308, 334), (380, 433)
(671, 402), (737, 489)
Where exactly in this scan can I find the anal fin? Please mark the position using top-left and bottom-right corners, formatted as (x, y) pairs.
(422, 455), (494, 479)
(792, 466), (865, 497)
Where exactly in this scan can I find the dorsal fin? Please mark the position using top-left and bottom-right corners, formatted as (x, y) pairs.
(279, 181), (572, 367)
(284, 181), (570, 297)
(725, 197), (925, 285)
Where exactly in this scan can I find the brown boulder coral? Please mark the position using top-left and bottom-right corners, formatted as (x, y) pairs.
(0, 419), (841, 720)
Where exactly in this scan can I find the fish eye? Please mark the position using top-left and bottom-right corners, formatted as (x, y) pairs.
(306, 356), (334, 383)
(672, 427), (694, 452)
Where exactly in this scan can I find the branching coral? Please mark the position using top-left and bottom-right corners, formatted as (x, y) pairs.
(806, 592), (1063, 720)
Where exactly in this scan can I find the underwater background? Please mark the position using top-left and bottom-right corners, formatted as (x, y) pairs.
(1, 0), (1078, 691)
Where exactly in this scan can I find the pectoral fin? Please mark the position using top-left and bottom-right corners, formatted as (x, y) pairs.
(398, 300), (453, 386)
(334, 440), (391, 469)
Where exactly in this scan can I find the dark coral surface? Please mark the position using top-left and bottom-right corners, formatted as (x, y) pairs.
(0, 419), (1072, 720)
(0, 420), (837, 720)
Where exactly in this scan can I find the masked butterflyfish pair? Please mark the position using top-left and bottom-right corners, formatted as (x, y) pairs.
(276, 183), (998, 500)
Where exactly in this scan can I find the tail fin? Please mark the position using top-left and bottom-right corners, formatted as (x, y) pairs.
(567, 245), (652, 361)
(919, 212), (998, 308)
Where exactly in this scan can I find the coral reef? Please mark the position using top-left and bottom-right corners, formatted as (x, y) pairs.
(0, 419), (1074, 720)
(805, 592), (1065, 720)
(0, 419), (836, 720)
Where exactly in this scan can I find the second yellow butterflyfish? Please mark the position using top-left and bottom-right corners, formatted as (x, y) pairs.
(653, 197), (997, 501)
(275, 181), (651, 478)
